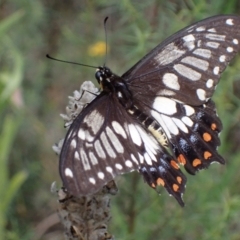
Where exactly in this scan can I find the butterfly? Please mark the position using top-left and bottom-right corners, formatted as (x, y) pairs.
(59, 15), (240, 206)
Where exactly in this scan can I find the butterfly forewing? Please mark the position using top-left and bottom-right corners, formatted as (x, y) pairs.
(125, 15), (240, 105)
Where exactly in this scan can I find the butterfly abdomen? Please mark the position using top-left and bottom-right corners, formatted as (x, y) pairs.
(127, 105), (168, 147)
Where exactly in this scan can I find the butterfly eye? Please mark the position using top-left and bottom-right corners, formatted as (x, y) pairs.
(95, 70), (103, 83)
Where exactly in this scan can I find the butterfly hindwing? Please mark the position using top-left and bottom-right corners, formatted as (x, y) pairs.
(170, 100), (224, 174)
(60, 93), (186, 205)
(130, 92), (224, 174)
(139, 153), (186, 206)
(60, 94), (136, 195)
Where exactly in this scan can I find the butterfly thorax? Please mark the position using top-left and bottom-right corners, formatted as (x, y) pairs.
(95, 66), (133, 109)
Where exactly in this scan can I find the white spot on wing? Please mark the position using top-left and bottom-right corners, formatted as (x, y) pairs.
(106, 127), (124, 153)
(158, 89), (175, 96)
(112, 121), (127, 139)
(173, 118), (188, 133)
(213, 66), (220, 75)
(70, 139), (77, 148)
(100, 132), (116, 158)
(138, 153), (144, 164)
(184, 105), (195, 116)
(65, 168), (73, 178)
(94, 140), (106, 159)
(117, 91), (123, 98)
(89, 151), (98, 165)
(89, 178), (96, 184)
(78, 128), (85, 140)
(182, 34), (195, 50)
(144, 152), (152, 165)
(80, 149), (91, 170)
(115, 163), (123, 170)
(131, 154), (139, 165)
(85, 143), (93, 148)
(227, 47), (233, 52)
(74, 151), (80, 160)
(233, 39), (238, 45)
(181, 116), (193, 127)
(181, 56), (209, 71)
(196, 89), (206, 101)
(207, 28), (216, 32)
(106, 166), (113, 173)
(154, 42), (186, 65)
(206, 79), (214, 88)
(174, 64), (201, 81)
(145, 144), (157, 162)
(206, 42), (220, 49)
(125, 160), (133, 168)
(161, 115), (179, 135)
(128, 124), (142, 146)
(162, 73), (180, 90)
(196, 26), (205, 31)
(193, 48), (211, 58)
(98, 172), (104, 179)
(226, 18), (234, 25)
(84, 109), (104, 134)
(205, 34), (226, 41)
(85, 131), (94, 142)
(183, 34), (195, 41)
(219, 55), (226, 62)
(152, 97), (177, 115)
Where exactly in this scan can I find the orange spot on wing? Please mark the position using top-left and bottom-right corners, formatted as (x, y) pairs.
(203, 132), (212, 142)
(171, 160), (180, 169)
(204, 151), (212, 159)
(173, 184), (179, 192)
(151, 183), (156, 188)
(193, 158), (201, 167)
(177, 154), (186, 165)
(211, 123), (217, 131)
(177, 176), (182, 184)
(157, 178), (165, 186)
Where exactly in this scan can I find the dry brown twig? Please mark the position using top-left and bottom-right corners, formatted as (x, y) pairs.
(57, 181), (117, 240)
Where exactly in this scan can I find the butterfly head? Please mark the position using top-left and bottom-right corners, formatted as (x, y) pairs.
(95, 66), (112, 84)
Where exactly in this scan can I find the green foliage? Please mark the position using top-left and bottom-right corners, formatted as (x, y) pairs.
(0, 10), (28, 240)
(1, 0), (240, 239)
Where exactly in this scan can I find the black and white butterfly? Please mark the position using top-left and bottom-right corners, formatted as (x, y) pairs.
(59, 15), (240, 206)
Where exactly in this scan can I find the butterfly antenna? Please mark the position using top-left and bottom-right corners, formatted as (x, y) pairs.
(46, 54), (97, 69)
(103, 17), (109, 67)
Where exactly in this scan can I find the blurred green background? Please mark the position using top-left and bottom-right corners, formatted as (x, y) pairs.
(1, 0), (240, 239)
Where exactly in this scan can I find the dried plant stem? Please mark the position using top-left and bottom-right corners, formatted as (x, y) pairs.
(57, 181), (118, 240)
